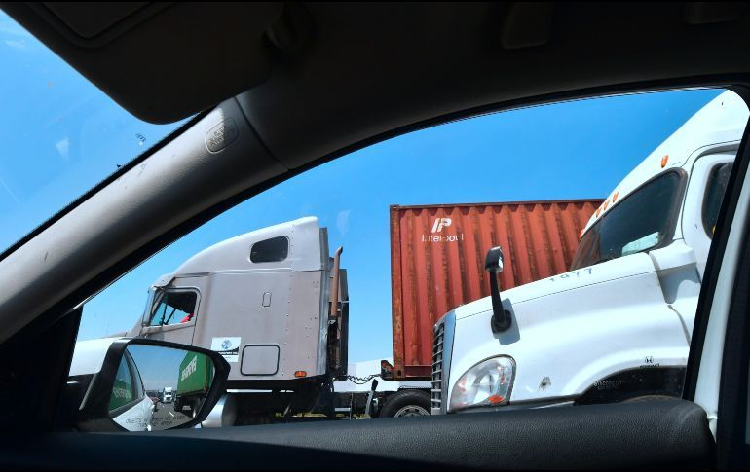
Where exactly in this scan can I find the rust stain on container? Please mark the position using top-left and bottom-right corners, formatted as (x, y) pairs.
(390, 199), (602, 379)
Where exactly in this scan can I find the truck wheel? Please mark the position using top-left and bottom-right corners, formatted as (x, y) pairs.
(187, 399), (204, 418)
(378, 390), (430, 418)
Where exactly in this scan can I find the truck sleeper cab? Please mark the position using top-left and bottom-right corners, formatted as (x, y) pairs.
(433, 91), (747, 415)
(127, 217), (349, 424)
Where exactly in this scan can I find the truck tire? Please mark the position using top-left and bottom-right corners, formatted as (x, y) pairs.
(186, 401), (196, 418)
(378, 390), (430, 418)
(187, 398), (204, 418)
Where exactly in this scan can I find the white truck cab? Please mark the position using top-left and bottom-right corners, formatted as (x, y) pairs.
(432, 91), (748, 415)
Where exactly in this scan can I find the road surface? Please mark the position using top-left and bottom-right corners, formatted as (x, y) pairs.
(150, 401), (191, 430)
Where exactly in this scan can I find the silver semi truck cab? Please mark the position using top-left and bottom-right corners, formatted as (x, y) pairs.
(127, 217), (349, 422)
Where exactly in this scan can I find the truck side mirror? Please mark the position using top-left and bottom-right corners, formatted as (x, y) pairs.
(67, 338), (230, 432)
(485, 246), (505, 273)
(485, 246), (511, 333)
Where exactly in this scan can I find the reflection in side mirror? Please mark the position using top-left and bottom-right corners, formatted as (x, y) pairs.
(67, 338), (229, 433)
(485, 246), (511, 333)
(109, 346), (215, 431)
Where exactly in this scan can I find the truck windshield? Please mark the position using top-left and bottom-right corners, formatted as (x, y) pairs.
(141, 288), (158, 326)
(571, 171), (684, 270)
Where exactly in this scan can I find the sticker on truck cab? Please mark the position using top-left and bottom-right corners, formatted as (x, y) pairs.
(547, 267), (593, 282)
(211, 337), (241, 363)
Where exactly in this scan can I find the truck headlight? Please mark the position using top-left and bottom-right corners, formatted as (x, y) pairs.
(449, 356), (515, 412)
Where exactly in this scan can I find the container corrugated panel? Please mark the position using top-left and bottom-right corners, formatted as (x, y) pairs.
(390, 199), (602, 379)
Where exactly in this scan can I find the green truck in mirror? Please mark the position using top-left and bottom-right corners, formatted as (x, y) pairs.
(108, 345), (216, 431)
(174, 351), (215, 419)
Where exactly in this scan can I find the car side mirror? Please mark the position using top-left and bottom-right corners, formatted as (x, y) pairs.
(67, 338), (229, 432)
(485, 246), (511, 333)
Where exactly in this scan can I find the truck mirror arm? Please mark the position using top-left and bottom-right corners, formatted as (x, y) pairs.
(485, 246), (511, 333)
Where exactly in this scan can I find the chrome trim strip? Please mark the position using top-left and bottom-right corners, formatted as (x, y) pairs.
(431, 311), (456, 415)
(430, 320), (444, 415)
(440, 311), (456, 414)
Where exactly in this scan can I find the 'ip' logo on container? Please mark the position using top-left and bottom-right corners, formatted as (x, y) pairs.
(431, 218), (452, 233)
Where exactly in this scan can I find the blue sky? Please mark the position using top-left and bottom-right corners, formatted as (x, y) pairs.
(128, 345), (199, 392)
(0, 12), (724, 363)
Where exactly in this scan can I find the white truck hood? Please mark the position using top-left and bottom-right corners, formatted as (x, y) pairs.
(453, 252), (655, 321)
(447, 251), (692, 404)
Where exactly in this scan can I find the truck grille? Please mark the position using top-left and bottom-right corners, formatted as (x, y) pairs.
(431, 320), (445, 413)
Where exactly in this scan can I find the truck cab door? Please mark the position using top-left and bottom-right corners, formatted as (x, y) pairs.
(682, 153), (734, 279)
(140, 277), (205, 346)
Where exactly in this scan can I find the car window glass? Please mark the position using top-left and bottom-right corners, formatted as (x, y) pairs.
(76, 88), (747, 428)
(149, 291), (198, 327)
(0, 12), (191, 253)
(703, 163), (732, 237)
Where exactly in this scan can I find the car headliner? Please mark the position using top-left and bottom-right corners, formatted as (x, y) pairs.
(1, 2), (750, 342)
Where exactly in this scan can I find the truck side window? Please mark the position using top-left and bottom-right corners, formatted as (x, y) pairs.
(702, 163), (732, 238)
(149, 291), (198, 327)
(250, 236), (289, 263)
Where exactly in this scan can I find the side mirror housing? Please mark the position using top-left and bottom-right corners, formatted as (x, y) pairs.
(485, 246), (505, 273)
(66, 338), (229, 432)
(485, 246), (512, 333)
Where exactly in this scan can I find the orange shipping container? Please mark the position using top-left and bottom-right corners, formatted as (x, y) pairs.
(390, 200), (602, 379)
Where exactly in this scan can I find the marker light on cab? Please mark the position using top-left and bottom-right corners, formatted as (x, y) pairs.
(449, 356), (515, 412)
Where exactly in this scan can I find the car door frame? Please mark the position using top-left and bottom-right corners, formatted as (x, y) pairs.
(681, 87), (750, 465)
